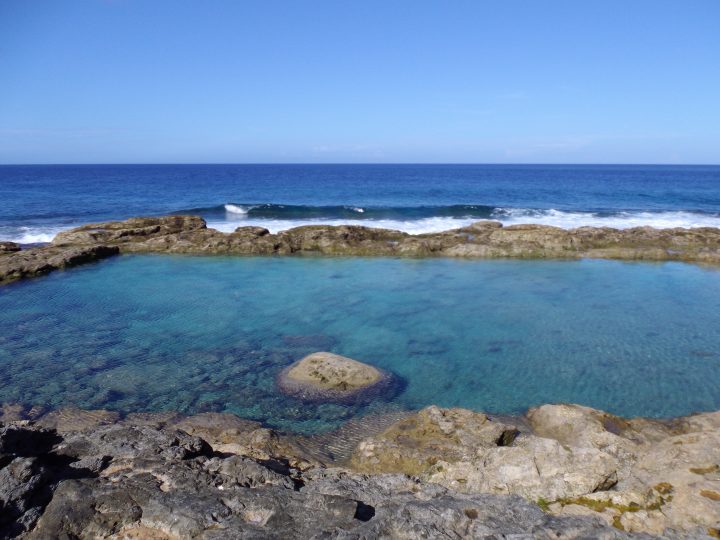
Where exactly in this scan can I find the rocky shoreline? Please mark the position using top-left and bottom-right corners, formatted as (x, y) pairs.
(1, 400), (719, 538)
(2, 218), (720, 537)
(2, 215), (720, 284)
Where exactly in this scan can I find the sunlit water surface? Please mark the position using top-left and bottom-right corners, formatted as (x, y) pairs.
(1, 255), (719, 434)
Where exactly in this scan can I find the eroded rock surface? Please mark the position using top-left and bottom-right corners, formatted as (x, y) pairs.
(0, 411), (638, 539)
(350, 403), (720, 537)
(4, 401), (717, 537)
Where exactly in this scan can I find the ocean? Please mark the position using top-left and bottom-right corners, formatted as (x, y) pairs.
(2, 163), (720, 432)
(2, 164), (720, 243)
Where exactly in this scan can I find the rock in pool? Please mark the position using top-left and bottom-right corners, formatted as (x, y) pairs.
(277, 352), (399, 403)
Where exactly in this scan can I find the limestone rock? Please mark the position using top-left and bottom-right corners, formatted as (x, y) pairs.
(350, 405), (519, 475)
(52, 215), (206, 246)
(424, 435), (619, 501)
(521, 405), (720, 536)
(277, 352), (397, 403)
(0, 420), (632, 539)
(527, 403), (642, 462)
(350, 405), (619, 501)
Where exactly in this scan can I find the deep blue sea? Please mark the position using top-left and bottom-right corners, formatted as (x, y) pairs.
(2, 164), (720, 433)
(1, 164), (720, 243)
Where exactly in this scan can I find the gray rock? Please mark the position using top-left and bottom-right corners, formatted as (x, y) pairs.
(0, 417), (641, 539)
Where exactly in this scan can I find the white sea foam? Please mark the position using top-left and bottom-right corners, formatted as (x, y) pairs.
(208, 209), (720, 235)
(495, 208), (720, 230)
(224, 204), (251, 215)
(0, 226), (68, 244)
(4, 210), (720, 245)
(207, 217), (478, 235)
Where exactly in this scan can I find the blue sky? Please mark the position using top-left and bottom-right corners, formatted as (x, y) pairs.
(1, 0), (719, 164)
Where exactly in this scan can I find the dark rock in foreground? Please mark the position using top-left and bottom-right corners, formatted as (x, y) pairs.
(0, 415), (634, 539)
(3, 214), (720, 284)
(2, 402), (719, 538)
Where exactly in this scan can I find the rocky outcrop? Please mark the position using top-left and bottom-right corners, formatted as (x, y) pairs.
(0, 244), (119, 284)
(350, 404), (720, 537)
(48, 215), (720, 263)
(3, 214), (720, 284)
(3, 402), (718, 537)
(350, 405), (619, 501)
(277, 352), (398, 403)
(0, 412), (634, 539)
(51, 215), (207, 246)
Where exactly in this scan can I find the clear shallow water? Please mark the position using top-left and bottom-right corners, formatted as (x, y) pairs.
(1, 164), (720, 242)
(1, 255), (719, 434)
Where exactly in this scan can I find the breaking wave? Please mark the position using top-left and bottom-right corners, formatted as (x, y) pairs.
(4, 204), (720, 243)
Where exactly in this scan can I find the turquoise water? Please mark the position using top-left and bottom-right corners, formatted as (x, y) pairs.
(1, 255), (719, 433)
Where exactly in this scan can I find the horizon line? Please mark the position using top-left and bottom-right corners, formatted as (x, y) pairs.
(1, 162), (719, 167)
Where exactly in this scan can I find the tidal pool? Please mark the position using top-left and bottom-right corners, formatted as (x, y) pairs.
(1, 255), (719, 433)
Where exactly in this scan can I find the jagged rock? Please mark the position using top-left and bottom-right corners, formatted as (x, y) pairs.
(277, 352), (397, 403)
(0, 421), (630, 540)
(423, 434), (620, 501)
(51, 215), (206, 246)
(4, 404), (719, 537)
(54, 424), (212, 463)
(350, 405), (618, 501)
(527, 403), (643, 463)
(350, 405), (519, 475)
(171, 412), (263, 445)
(505, 405), (720, 536)
(170, 412), (316, 468)
(0, 457), (51, 537)
(1, 419), (642, 539)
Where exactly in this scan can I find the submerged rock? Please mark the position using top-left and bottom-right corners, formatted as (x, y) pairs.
(277, 352), (398, 403)
(35, 407), (121, 433)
